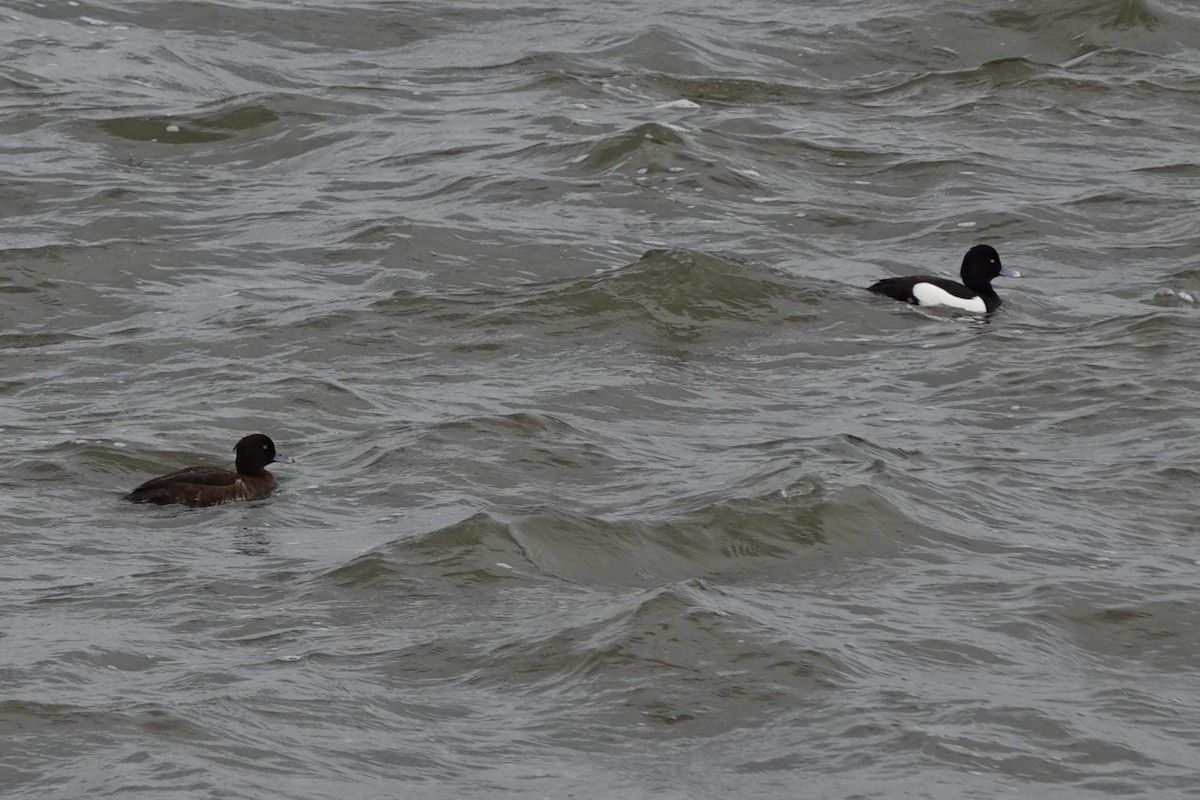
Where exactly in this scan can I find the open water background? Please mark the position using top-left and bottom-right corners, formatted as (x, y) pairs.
(3, 0), (1200, 797)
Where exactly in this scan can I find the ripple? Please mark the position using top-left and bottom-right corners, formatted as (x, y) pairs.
(97, 103), (279, 144)
(989, 0), (1166, 32)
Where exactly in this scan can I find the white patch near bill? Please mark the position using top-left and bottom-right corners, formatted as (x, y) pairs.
(911, 282), (986, 312)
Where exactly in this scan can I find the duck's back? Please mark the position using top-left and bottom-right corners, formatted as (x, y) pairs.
(868, 275), (958, 301)
(125, 466), (274, 507)
(869, 276), (919, 302)
(868, 275), (989, 311)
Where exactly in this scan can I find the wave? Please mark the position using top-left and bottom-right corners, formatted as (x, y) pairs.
(94, 93), (377, 164)
(321, 474), (932, 592)
(988, 0), (1167, 32)
(374, 248), (824, 337)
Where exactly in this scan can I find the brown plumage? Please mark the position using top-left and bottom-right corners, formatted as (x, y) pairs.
(125, 434), (293, 507)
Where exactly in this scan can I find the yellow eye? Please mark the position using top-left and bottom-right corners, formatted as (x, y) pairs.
(989, 258), (996, 264)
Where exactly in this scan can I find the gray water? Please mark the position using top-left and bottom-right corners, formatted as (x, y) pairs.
(4, 0), (1200, 797)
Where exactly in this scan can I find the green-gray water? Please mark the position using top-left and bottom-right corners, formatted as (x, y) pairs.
(4, 1), (1200, 798)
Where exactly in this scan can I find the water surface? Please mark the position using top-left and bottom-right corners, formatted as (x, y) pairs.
(3, 1), (1200, 797)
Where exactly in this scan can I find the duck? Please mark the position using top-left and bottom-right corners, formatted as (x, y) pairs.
(868, 244), (1020, 312)
(125, 434), (293, 507)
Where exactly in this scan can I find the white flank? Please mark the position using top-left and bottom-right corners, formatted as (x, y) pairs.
(911, 282), (986, 312)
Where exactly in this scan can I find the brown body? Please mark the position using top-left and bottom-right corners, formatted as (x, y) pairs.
(125, 468), (278, 507)
(125, 434), (292, 508)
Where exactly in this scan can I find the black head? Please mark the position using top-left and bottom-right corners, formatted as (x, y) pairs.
(233, 434), (293, 475)
(959, 244), (1018, 292)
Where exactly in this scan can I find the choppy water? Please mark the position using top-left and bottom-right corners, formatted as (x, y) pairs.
(4, 0), (1200, 797)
